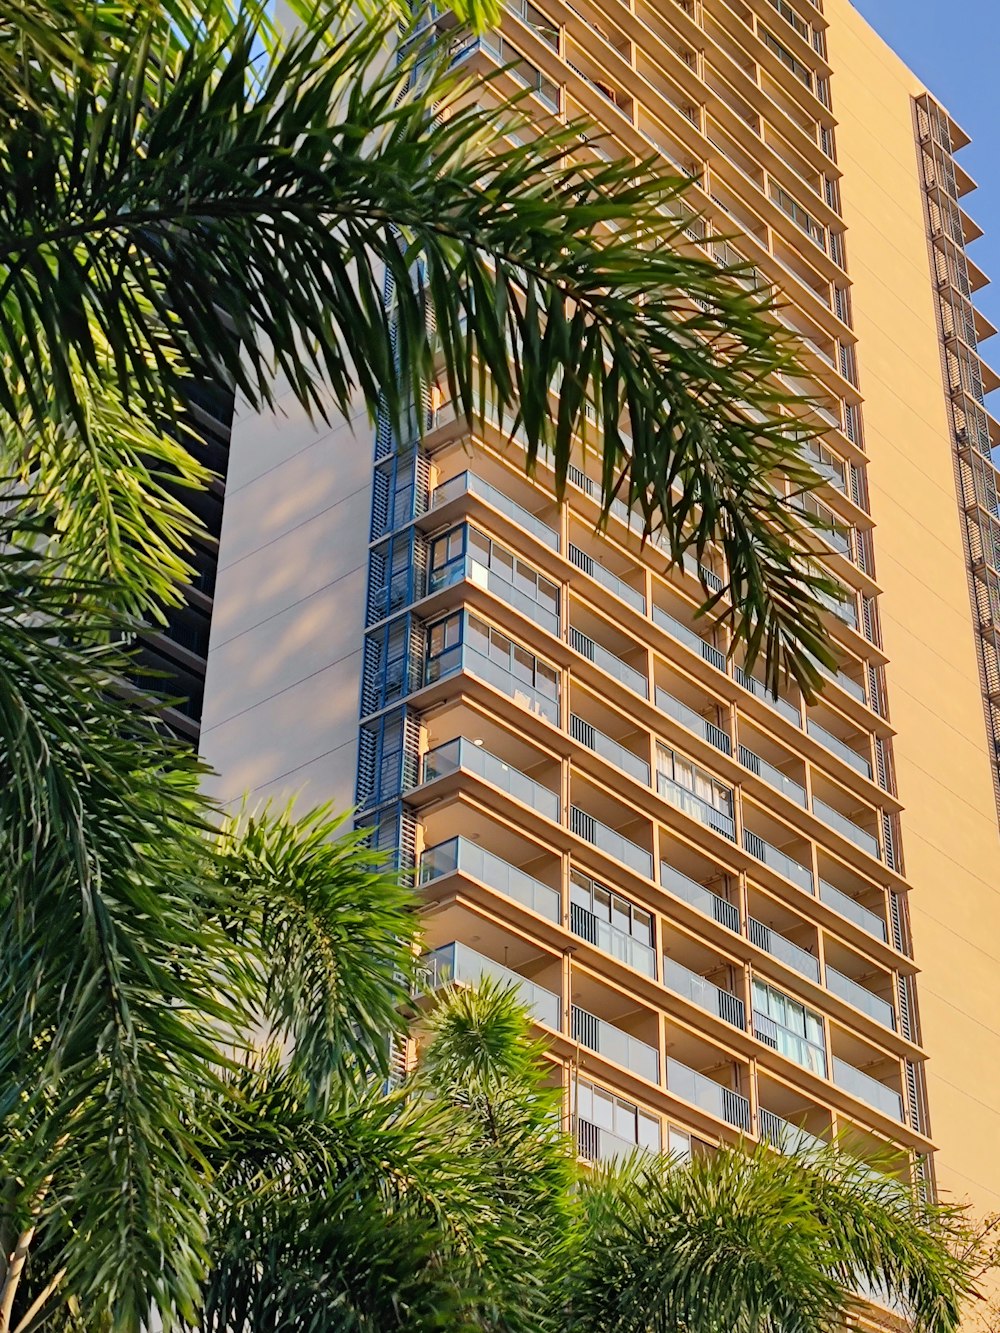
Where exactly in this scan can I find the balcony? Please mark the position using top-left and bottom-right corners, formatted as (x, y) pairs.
(421, 738), (560, 822)
(826, 967), (895, 1030)
(753, 1008), (828, 1078)
(425, 615), (561, 725)
(743, 828), (814, 893)
(571, 805), (654, 879)
(661, 862), (740, 933)
(572, 1004), (660, 1083)
(658, 772), (737, 841)
(570, 625), (649, 698)
(738, 742), (807, 806)
(577, 1118), (652, 1164)
(430, 545), (560, 637)
(571, 900), (657, 979)
(667, 1056), (751, 1131)
(652, 603), (727, 672)
(818, 880), (887, 942)
(733, 664), (802, 727)
(758, 1107), (826, 1155)
(748, 916), (820, 982)
(570, 712), (651, 785)
(812, 796), (881, 861)
(656, 686), (732, 756)
(663, 957), (746, 1029)
(817, 661), (868, 706)
(419, 837), (561, 922)
(423, 941), (561, 1029)
(431, 470), (559, 549)
(807, 718), (873, 780)
(568, 542), (647, 614)
(832, 1056), (904, 1122)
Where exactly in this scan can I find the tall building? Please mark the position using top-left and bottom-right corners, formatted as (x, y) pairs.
(199, 0), (1000, 1306)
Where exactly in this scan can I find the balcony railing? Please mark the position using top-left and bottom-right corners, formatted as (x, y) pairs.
(660, 862), (740, 933)
(657, 687), (732, 755)
(813, 797), (881, 860)
(576, 1118), (651, 1164)
(667, 1056), (751, 1131)
(572, 1005), (660, 1083)
(807, 719), (873, 779)
(431, 470), (559, 549)
(652, 605), (727, 672)
(422, 738), (559, 822)
(423, 942), (561, 1028)
(568, 543), (647, 613)
(570, 806), (654, 878)
(432, 553), (559, 636)
(758, 1107), (826, 1155)
(739, 743), (807, 806)
(826, 967), (895, 1030)
(734, 665), (802, 727)
(743, 828), (814, 893)
(748, 917), (820, 982)
(433, 643), (560, 725)
(818, 880), (887, 942)
(817, 662), (867, 706)
(753, 1010), (828, 1077)
(832, 1056), (904, 1122)
(419, 837), (561, 922)
(571, 901), (657, 979)
(570, 713), (650, 785)
(663, 957), (746, 1029)
(658, 774), (737, 841)
(570, 627), (648, 698)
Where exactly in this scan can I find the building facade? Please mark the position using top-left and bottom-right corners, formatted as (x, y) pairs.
(198, 0), (1000, 1302)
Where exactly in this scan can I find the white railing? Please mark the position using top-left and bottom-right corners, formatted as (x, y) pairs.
(667, 1057), (751, 1130)
(818, 880), (887, 942)
(570, 627), (648, 698)
(743, 828), (814, 893)
(807, 719), (873, 779)
(571, 902), (657, 978)
(663, 957), (746, 1028)
(420, 838), (560, 922)
(570, 714), (650, 785)
(748, 917), (820, 982)
(423, 942), (561, 1029)
(826, 967), (895, 1030)
(569, 543), (646, 613)
(422, 739), (559, 822)
(657, 687), (732, 755)
(832, 1056), (904, 1122)
(658, 774), (737, 841)
(739, 743), (807, 805)
(570, 806), (654, 878)
(813, 797), (881, 861)
(572, 1005), (660, 1083)
(661, 862), (740, 932)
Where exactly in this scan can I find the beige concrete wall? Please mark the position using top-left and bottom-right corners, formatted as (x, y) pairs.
(830, 0), (1000, 1230)
(199, 381), (372, 815)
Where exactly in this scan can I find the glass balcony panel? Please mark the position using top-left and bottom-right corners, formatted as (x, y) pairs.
(652, 606), (727, 672)
(572, 1005), (660, 1082)
(832, 1056), (904, 1121)
(570, 627), (649, 698)
(738, 743), (807, 805)
(817, 662), (867, 705)
(433, 551), (559, 636)
(753, 1009), (828, 1077)
(577, 1119), (652, 1163)
(658, 774), (737, 841)
(571, 806), (654, 878)
(742, 829), (814, 892)
(454, 645), (560, 724)
(571, 901), (657, 978)
(660, 862), (740, 933)
(569, 543), (646, 613)
(758, 1107), (826, 1154)
(419, 837), (561, 921)
(656, 687), (732, 755)
(826, 966), (895, 1030)
(813, 797), (881, 860)
(747, 917), (820, 981)
(666, 1056), (751, 1130)
(807, 720), (873, 779)
(423, 942), (561, 1028)
(818, 880), (887, 941)
(570, 714), (651, 785)
(663, 957), (746, 1028)
(431, 471), (559, 549)
(422, 738), (559, 822)
(734, 665), (802, 726)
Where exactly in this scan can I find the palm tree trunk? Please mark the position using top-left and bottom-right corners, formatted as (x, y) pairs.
(0, 1224), (35, 1333)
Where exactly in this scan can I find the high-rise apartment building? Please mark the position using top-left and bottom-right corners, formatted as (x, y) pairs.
(198, 0), (1000, 1305)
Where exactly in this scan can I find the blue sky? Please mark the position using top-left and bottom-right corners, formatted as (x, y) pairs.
(851, 0), (1000, 331)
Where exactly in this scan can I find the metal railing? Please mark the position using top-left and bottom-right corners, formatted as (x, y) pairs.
(657, 687), (732, 755)
(576, 1118), (652, 1164)
(431, 470), (559, 549)
(734, 665), (802, 727)
(738, 743), (807, 806)
(753, 1010), (828, 1077)
(570, 806), (654, 878)
(826, 966), (895, 1030)
(419, 838), (561, 922)
(748, 917), (820, 982)
(667, 1057), (751, 1131)
(663, 957), (745, 1029)
(571, 901), (657, 978)
(568, 543), (646, 613)
(743, 828), (814, 893)
(818, 880), (887, 942)
(422, 942), (561, 1028)
(658, 774), (736, 841)
(660, 862), (740, 933)
(422, 739), (559, 822)
(570, 627), (648, 698)
(570, 714), (650, 784)
(758, 1107), (826, 1155)
(652, 606), (727, 672)
(807, 719), (873, 779)
(572, 1005), (660, 1083)
(813, 797), (881, 860)
(832, 1056), (904, 1121)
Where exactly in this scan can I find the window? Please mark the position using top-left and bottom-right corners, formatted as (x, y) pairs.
(753, 979), (827, 1076)
(461, 613), (560, 719)
(576, 1078), (661, 1151)
(571, 870), (654, 948)
(425, 612), (464, 682)
(429, 526), (467, 589)
(658, 746), (734, 819)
